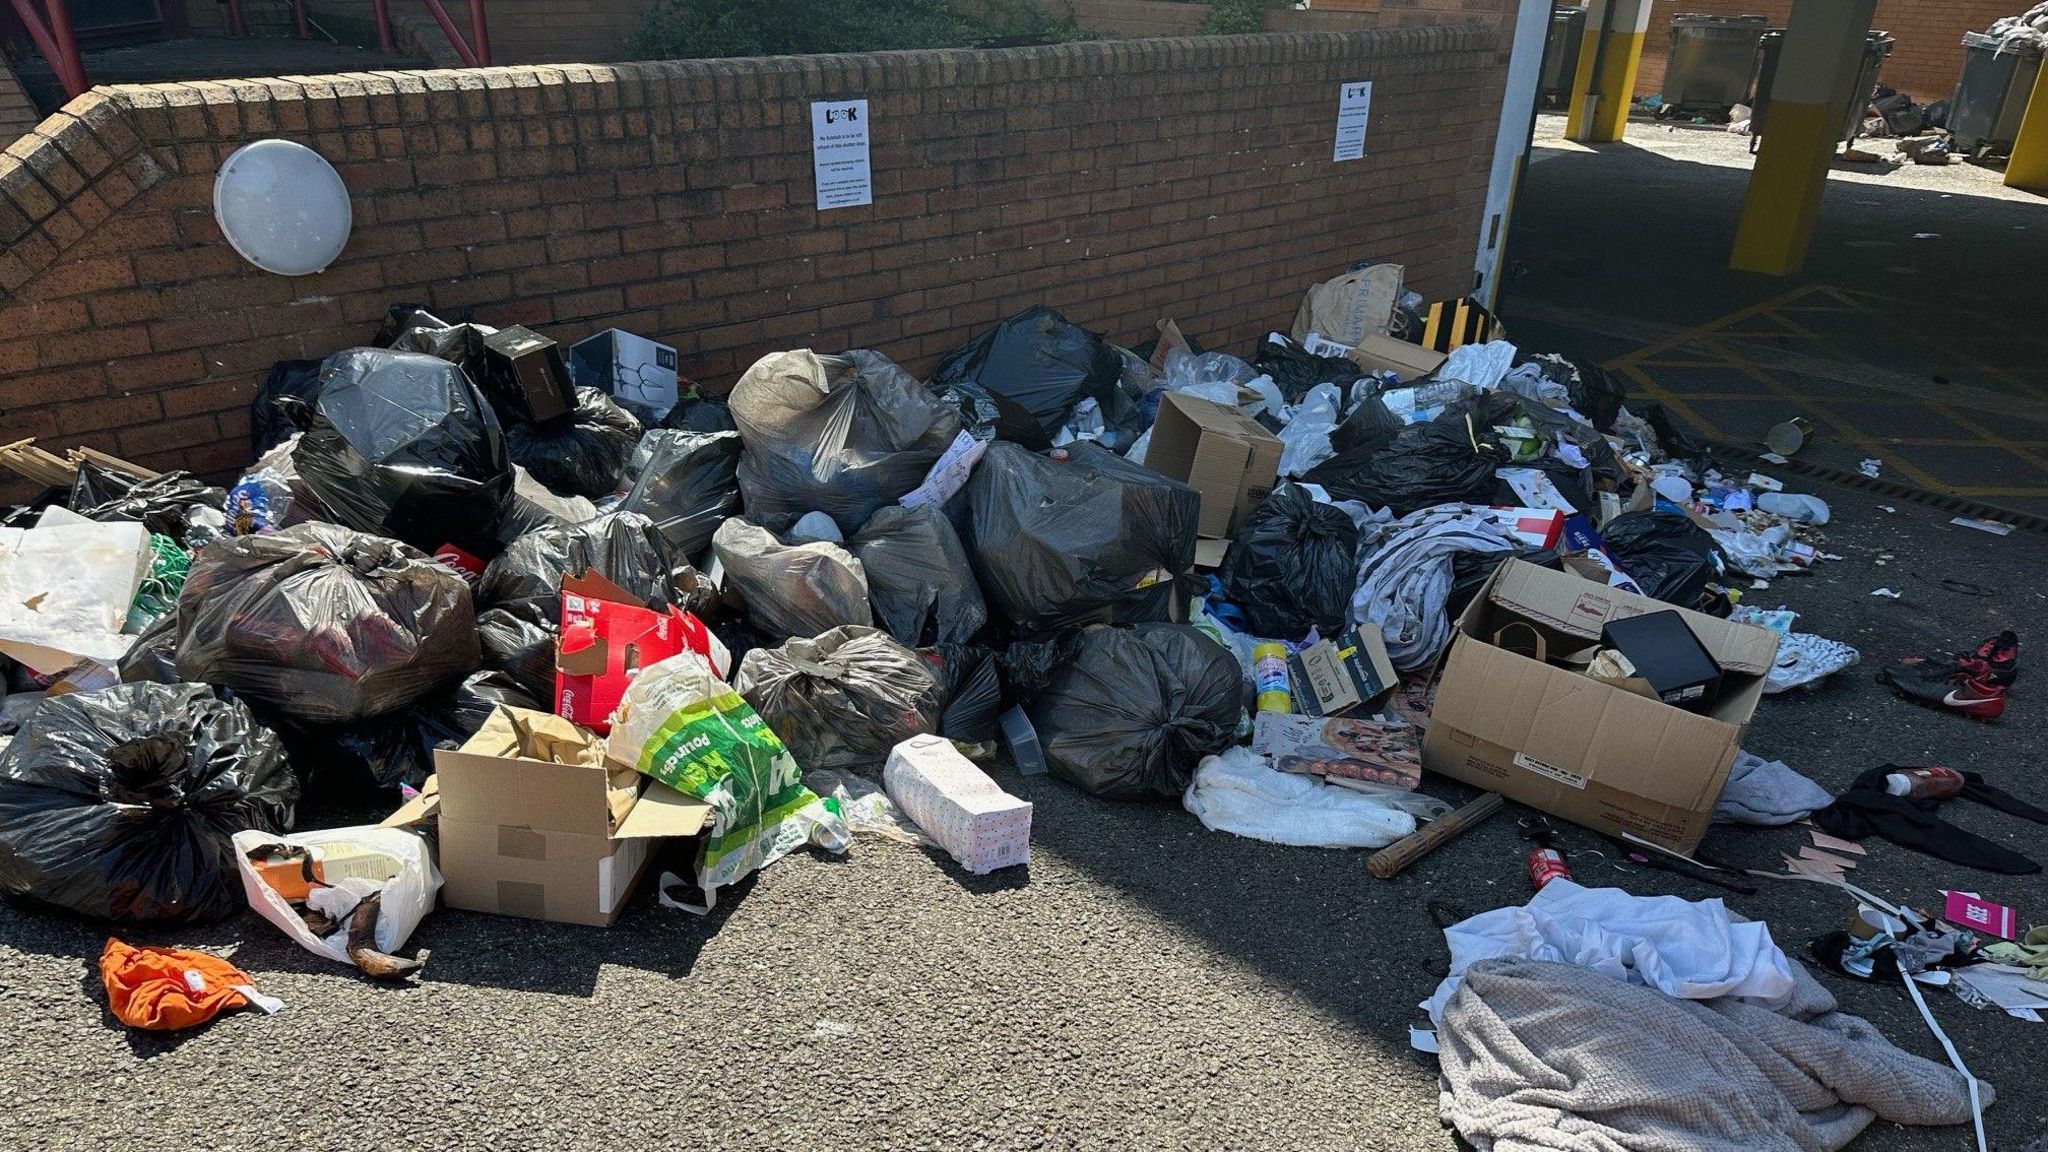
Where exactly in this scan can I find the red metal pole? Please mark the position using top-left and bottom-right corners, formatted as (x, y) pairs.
(6, 0), (68, 92)
(420, 0), (478, 67)
(467, 0), (489, 66)
(44, 0), (86, 95)
(292, 0), (307, 38)
(370, 0), (393, 53)
(10, 0), (90, 98)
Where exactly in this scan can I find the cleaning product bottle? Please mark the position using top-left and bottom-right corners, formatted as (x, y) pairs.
(1883, 766), (1965, 801)
(1253, 642), (1291, 713)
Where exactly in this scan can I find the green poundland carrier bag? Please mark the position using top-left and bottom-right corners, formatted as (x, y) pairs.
(605, 652), (846, 913)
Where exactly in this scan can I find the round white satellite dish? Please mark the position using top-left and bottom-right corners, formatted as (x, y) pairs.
(212, 139), (352, 275)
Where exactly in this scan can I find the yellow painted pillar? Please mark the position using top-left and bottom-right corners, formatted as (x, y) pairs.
(1730, 0), (1878, 276)
(1567, 0), (1651, 143)
(2004, 52), (2048, 191)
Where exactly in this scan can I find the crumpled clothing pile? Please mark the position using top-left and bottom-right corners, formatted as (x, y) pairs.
(1348, 504), (1518, 672)
(1437, 957), (1989, 1152)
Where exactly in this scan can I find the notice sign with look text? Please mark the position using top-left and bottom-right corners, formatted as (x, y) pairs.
(1332, 82), (1372, 162)
(811, 99), (873, 210)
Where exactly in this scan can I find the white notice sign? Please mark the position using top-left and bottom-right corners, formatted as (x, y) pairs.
(1333, 81), (1372, 162)
(811, 99), (873, 210)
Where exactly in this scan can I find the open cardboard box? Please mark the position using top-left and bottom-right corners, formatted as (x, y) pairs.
(431, 706), (710, 927)
(1144, 391), (1282, 538)
(1420, 559), (1779, 854)
(555, 569), (727, 734)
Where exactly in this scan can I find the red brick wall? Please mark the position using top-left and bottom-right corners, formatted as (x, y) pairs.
(0, 28), (1505, 496)
(1632, 0), (2014, 102)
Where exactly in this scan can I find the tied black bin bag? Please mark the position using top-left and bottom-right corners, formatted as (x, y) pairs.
(736, 626), (944, 773)
(505, 387), (643, 500)
(173, 523), (481, 726)
(0, 683), (296, 923)
(1304, 411), (1509, 515)
(1029, 624), (1242, 800)
(1219, 484), (1361, 641)
(930, 305), (1124, 449)
(730, 349), (960, 535)
(289, 347), (514, 558)
(618, 429), (743, 561)
(479, 510), (676, 626)
(849, 503), (988, 647)
(964, 442), (1199, 634)
(307, 670), (542, 791)
(1600, 510), (1731, 616)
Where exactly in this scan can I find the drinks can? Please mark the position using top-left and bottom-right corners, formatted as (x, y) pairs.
(1527, 847), (1572, 891)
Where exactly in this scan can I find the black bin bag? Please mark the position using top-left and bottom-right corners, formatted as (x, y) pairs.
(172, 523), (481, 726)
(252, 358), (323, 455)
(711, 518), (872, 642)
(1304, 411), (1508, 515)
(0, 683), (296, 923)
(735, 626), (944, 773)
(289, 347), (514, 558)
(964, 442), (1199, 634)
(304, 670), (542, 791)
(479, 510), (676, 626)
(920, 644), (1003, 744)
(69, 462), (226, 548)
(505, 387), (642, 500)
(1600, 510), (1731, 616)
(930, 305), (1124, 449)
(1029, 624), (1242, 800)
(617, 429), (743, 561)
(477, 607), (557, 702)
(1218, 484), (1361, 641)
(730, 349), (960, 534)
(849, 503), (987, 647)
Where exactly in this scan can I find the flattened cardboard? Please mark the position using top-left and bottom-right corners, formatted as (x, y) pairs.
(1420, 559), (1779, 854)
(1287, 623), (1400, 717)
(432, 706), (709, 927)
(1144, 392), (1283, 538)
(1348, 334), (1446, 381)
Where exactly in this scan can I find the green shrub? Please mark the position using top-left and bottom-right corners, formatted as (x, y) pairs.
(631, 0), (1086, 59)
(1203, 0), (1272, 35)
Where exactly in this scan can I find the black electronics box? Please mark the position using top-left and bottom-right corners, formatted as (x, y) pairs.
(1600, 610), (1723, 713)
(482, 325), (574, 424)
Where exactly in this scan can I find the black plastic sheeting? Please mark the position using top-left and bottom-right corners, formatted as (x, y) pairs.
(68, 464), (226, 548)
(848, 504), (988, 647)
(505, 387), (642, 500)
(0, 683), (296, 923)
(288, 347), (515, 558)
(172, 522), (480, 725)
(1256, 333), (1363, 403)
(736, 626), (944, 772)
(1601, 510), (1731, 617)
(1028, 624), (1242, 799)
(617, 430), (743, 562)
(479, 510), (676, 626)
(731, 349), (960, 534)
(931, 306), (1124, 449)
(964, 442), (1198, 634)
(1304, 411), (1508, 515)
(1218, 485), (1361, 640)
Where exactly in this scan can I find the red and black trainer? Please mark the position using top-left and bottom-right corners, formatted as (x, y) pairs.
(1878, 660), (2007, 721)
(1894, 629), (2019, 688)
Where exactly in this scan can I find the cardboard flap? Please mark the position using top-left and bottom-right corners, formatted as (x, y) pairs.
(612, 779), (712, 840)
(433, 707), (618, 837)
(1485, 559), (1778, 675)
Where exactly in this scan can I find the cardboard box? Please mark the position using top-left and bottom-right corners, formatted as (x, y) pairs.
(883, 735), (1032, 874)
(568, 328), (680, 425)
(1483, 506), (1566, 550)
(555, 570), (729, 734)
(1347, 334), (1446, 382)
(1421, 559), (1779, 854)
(481, 325), (574, 424)
(1251, 712), (1421, 791)
(433, 707), (710, 927)
(1288, 623), (1400, 717)
(1144, 391), (1283, 538)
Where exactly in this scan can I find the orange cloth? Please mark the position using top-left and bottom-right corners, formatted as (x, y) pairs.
(100, 938), (266, 1031)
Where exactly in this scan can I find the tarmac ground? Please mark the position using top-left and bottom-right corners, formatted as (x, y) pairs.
(3, 113), (2047, 1152)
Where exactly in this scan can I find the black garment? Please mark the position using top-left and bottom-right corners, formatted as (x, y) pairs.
(1813, 766), (2047, 875)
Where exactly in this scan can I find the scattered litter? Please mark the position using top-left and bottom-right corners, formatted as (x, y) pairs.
(1859, 458), (1882, 477)
(1880, 505), (1896, 513)
(1950, 517), (2014, 536)
(813, 1019), (857, 1038)
(1871, 587), (1902, 598)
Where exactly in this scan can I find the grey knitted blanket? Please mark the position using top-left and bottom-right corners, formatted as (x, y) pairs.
(1438, 958), (1987, 1152)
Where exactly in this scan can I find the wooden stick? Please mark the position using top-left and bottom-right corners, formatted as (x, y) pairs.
(1368, 792), (1503, 879)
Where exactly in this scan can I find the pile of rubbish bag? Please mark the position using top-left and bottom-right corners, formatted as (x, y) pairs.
(0, 261), (1941, 1117)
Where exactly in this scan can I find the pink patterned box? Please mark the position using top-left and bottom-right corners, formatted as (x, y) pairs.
(883, 735), (1031, 875)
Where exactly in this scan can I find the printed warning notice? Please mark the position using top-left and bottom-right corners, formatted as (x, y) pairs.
(1333, 81), (1372, 162)
(811, 99), (873, 210)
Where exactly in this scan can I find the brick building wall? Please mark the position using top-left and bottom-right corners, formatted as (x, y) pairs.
(0, 28), (1506, 493)
(0, 59), (40, 141)
(1630, 0), (2015, 102)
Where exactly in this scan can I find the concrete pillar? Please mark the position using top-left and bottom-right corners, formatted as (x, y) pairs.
(1729, 0), (1878, 276)
(2005, 52), (2048, 192)
(1565, 0), (1651, 144)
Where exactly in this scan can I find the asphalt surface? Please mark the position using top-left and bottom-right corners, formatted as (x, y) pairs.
(5, 115), (2048, 1152)
(3, 468), (2044, 1150)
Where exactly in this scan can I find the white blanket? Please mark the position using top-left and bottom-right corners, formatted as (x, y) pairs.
(1422, 880), (1796, 1026)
